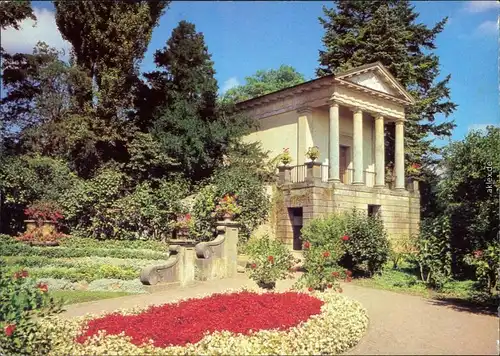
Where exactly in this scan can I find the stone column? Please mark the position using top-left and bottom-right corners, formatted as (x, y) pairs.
(374, 115), (385, 187)
(394, 119), (405, 189)
(352, 107), (364, 185)
(328, 101), (340, 181)
(297, 107), (313, 165)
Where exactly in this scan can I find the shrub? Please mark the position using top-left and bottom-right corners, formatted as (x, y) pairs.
(297, 215), (350, 291)
(342, 210), (390, 276)
(388, 234), (418, 269)
(0, 261), (63, 354)
(414, 216), (452, 290)
(246, 235), (295, 288)
(191, 184), (218, 241)
(464, 243), (499, 294)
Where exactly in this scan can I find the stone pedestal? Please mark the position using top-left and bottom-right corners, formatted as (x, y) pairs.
(305, 161), (322, 183)
(278, 165), (292, 184)
(218, 221), (239, 278)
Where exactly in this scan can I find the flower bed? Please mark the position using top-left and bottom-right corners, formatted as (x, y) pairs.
(40, 289), (369, 355)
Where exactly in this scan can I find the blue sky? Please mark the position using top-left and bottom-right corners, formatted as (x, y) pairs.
(4, 1), (499, 144)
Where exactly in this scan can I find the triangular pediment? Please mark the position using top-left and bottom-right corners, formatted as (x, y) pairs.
(336, 62), (415, 104)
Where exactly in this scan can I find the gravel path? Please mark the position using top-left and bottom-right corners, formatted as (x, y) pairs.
(62, 274), (499, 355)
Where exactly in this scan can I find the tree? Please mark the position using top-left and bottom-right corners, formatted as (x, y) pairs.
(148, 21), (252, 181)
(437, 126), (499, 276)
(317, 0), (456, 171)
(223, 65), (305, 103)
(0, 0), (35, 31)
(53, 0), (169, 118)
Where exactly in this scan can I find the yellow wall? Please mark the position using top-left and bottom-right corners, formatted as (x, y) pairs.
(244, 106), (375, 186)
(243, 111), (298, 164)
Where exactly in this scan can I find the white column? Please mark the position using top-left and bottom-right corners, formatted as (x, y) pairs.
(328, 101), (340, 181)
(394, 119), (405, 189)
(374, 115), (385, 187)
(297, 107), (313, 165)
(352, 107), (364, 185)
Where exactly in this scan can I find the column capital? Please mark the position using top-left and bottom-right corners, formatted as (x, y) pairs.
(328, 99), (339, 108)
(374, 113), (384, 120)
(349, 106), (363, 114)
(395, 118), (405, 125)
(297, 106), (313, 115)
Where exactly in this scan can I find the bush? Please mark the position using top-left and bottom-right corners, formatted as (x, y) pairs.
(388, 234), (418, 269)
(297, 215), (350, 291)
(414, 216), (452, 290)
(464, 243), (499, 294)
(246, 235), (295, 288)
(0, 261), (63, 354)
(342, 210), (390, 276)
(191, 184), (218, 241)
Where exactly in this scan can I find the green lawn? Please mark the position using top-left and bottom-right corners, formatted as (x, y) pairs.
(51, 290), (132, 305)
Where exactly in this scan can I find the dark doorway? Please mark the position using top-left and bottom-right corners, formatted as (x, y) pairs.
(368, 204), (381, 217)
(340, 145), (350, 183)
(289, 207), (303, 250)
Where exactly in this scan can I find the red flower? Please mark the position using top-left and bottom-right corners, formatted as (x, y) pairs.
(473, 250), (483, 258)
(338, 287), (343, 293)
(345, 270), (353, 277)
(37, 283), (48, 293)
(268, 255), (274, 263)
(332, 271), (340, 278)
(327, 283), (332, 289)
(76, 291), (324, 347)
(21, 270), (29, 278)
(411, 163), (421, 169)
(251, 263), (257, 269)
(345, 276), (352, 283)
(308, 287), (314, 292)
(303, 241), (310, 249)
(342, 235), (349, 241)
(323, 251), (330, 258)
(4, 324), (15, 337)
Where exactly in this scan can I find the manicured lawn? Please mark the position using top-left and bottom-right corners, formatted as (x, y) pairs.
(351, 261), (476, 301)
(51, 290), (132, 305)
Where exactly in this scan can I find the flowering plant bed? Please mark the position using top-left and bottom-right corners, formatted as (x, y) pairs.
(38, 289), (369, 355)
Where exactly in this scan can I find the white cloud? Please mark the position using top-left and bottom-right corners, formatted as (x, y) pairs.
(1, 7), (70, 57)
(463, 1), (500, 13)
(468, 123), (495, 133)
(221, 77), (240, 93)
(476, 19), (499, 36)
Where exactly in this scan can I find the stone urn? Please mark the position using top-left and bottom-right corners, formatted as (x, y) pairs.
(223, 212), (234, 222)
(24, 220), (56, 237)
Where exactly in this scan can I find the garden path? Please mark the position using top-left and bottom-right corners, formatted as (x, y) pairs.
(62, 274), (499, 355)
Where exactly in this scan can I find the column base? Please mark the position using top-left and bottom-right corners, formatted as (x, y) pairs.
(394, 186), (406, 190)
(328, 178), (341, 183)
(352, 181), (364, 186)
(374, 184), (386, 188)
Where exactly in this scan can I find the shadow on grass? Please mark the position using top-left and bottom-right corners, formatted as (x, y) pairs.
(427, 295), (498, 316)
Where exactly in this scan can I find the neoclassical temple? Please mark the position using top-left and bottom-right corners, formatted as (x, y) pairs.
(237, 62), (420, 249)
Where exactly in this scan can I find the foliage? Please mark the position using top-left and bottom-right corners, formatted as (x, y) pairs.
(413, 216), (452, 290)
(39, 291), (368, 355)
(388, 234), (418, 270)
(297, 215), (350, 291)
(464, 243), (499, 294)
(212, 165), (269, 243)
(191, 184), (218, 241)
(0, 155), (77, 233)
(437, 126), (500, 276)
(213, 194), (242, 219)
(222, 65), (305, 103)
(0, 0), (35, 31)
(342, 210), (390, 276)
(0, 260), (63, 355)
(305, 146), (320, 161)
(246, 235), (295, 288)
(317, 1), (456, 172)
(24, 201), (64, 223)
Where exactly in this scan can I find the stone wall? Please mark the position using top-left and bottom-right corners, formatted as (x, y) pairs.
(276, 178), (420, 247)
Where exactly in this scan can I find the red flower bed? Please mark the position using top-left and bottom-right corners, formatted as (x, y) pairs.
(76, 291), (323, 348)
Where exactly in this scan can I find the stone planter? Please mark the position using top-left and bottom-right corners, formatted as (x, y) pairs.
(24, 220), (56, 237)
(257, 280), (276, 290)
(223, 213), (234, 222)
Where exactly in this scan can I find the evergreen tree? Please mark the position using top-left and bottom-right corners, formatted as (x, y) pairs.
(147, 21), (252, 181)
(317, 0), (456, 170)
